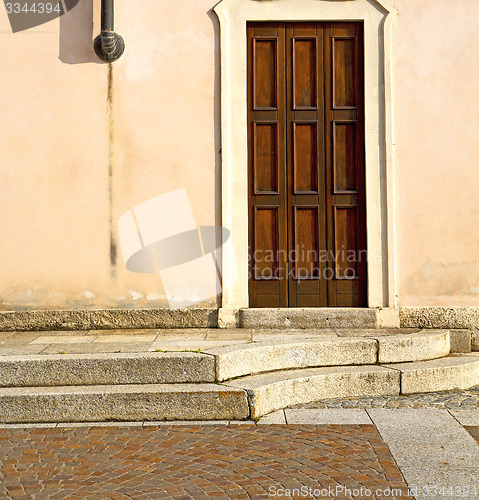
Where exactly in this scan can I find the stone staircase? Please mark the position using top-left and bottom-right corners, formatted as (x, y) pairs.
(1, 324), (479, 423)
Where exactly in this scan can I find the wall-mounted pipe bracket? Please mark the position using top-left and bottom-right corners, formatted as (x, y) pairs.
(94, 0), (125, 62)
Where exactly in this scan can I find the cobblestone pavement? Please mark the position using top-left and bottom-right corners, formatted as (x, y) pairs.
(289, 386), (479, 410)
(0, 424), (413, 500)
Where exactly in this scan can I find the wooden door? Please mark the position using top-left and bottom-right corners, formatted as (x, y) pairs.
(248, 22), (367, 308)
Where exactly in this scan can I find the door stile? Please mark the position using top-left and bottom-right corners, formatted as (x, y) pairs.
(247, 23), (288, 307)
(324, 23), (367, 307)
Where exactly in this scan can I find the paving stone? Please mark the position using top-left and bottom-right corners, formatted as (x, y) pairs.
(206, 330), (253, 341)
(0, 425), (412, 499)
(257, 411), (286, 425)
(369, 409), (479, 500)
(40, 343), (154, 355)
(93, 335), (156, 343)
(448, 410), (479, 426)
(285, 409), (372, 425)
(30, 335), (97, 344)
(0, 345), (48, 356)
(89, 328), (159, 336)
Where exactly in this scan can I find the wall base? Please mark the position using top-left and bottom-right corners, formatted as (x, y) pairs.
(400, 307), (479, 330)
(0, 308), (218, 332)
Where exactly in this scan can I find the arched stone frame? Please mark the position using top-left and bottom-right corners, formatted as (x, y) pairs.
(214, 0), (398, 315)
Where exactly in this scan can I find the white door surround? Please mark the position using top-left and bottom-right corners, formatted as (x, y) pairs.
(213, 0), (398, 319)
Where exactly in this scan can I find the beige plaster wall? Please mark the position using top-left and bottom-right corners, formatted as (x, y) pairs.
(393, 0), (479, 305)
(0, 0), (478, 310)
(0, 0), (219, 310)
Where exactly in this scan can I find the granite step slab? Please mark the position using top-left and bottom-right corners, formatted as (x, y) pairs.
(0, 383), (249, 423)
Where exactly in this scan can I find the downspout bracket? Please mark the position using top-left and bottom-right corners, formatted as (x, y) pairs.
(94, 32), (125, 63)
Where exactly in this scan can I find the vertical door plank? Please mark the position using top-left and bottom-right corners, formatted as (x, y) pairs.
(286, 23), (326, 307)
(324, 22), (367, 307)
(248, 23), (287, 307)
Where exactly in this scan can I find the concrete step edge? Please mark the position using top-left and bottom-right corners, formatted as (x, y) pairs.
(226, 356), (479, 417)
(209, 331), (451, 380)
(385, 354), (479, 395)
(225, 365), (400, 418)
(0, 352), (216, 387)
(0, 330), (452, 387)
(0, 383), (250, 424)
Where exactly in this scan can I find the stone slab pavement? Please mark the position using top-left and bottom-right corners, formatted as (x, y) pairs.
(0, 328), (424, 356)
(0, 408), (478, 499)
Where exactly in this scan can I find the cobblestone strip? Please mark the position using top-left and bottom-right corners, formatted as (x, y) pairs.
(0, 424), (413, 499)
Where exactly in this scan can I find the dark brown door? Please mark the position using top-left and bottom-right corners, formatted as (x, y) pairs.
(248, 22), (367, 308)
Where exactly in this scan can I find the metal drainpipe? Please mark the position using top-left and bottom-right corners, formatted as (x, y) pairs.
(94, 0), (125, 62)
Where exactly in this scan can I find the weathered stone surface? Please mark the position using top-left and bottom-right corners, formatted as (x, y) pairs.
(257, 410), (286, 424)
(284, 408), (372, 425)
(368, 409), (479, 498)
(0, 384), (250, 423)
(240, 308), (378, 329)
(400, 307), (479, 330)
(217, 308), (239, 329)
(206, 338), (377, 381)
(0, 352), (216, 387)
(472, 329), (479, 351)
(377, 308), (400, 328)
(377, 330), (450, 363)
(0, 308), (218, 332)
(449, 329), (472, 353)
(226, 365), (400, 417)
(386, 355), (479, 394)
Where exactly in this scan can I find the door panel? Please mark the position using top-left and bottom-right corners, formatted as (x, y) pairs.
(248, 22), (366, 308)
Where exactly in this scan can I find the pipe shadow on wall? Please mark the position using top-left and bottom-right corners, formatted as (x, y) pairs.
(59, 0), (99, 64)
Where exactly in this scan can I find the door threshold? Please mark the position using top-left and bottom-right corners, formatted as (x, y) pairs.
(238, 307), (399, 329)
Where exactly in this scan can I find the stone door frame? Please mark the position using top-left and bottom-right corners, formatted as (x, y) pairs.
(213, 0), (398, 316)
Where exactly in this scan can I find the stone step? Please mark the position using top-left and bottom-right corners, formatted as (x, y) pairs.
(1, 355), (478, 423)
(208, 330), (450, 381)
(239, 307), (380, 329)
(225, 355), (479, 418)
(0, 331), (450, 387)
(226, 365), (401, 418)
(0, 352), (215, 387)
(0, 384), (250, 424)
(386, 355), (479, 394)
